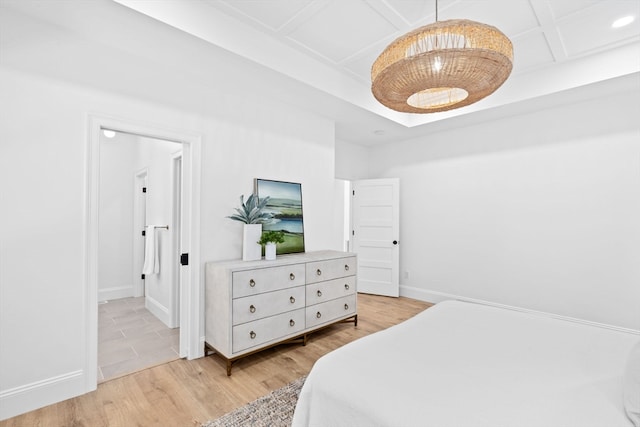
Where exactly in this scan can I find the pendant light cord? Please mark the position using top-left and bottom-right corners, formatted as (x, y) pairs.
(435, 0), (438, 22)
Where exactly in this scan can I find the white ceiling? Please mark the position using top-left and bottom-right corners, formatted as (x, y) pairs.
(112, 0), (640, 143)
(2, 0), (639, 145)
(196, 0), (637, 83)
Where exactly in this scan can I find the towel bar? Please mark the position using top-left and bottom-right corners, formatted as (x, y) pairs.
(145, 225), (169, 230)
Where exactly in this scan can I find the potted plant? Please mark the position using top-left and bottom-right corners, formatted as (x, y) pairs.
(227, 194), (272, 261)
(257, 230), (285, 261)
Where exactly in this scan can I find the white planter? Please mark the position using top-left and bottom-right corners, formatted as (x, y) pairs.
(242, 224), (262, 261)
(265, 242), (277, 261)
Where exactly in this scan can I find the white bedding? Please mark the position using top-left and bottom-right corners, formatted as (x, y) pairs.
(292, 300), (638, 427)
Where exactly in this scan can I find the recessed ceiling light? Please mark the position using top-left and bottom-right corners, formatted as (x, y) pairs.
(102, 129), (116, 138)
(612, 15), (634, 28)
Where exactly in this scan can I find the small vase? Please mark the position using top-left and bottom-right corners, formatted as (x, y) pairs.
(242, 224), (262, 261)
(265, 242), (277, 261)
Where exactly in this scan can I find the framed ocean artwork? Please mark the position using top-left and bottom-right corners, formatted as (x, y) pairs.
(254, 179), (305, 255)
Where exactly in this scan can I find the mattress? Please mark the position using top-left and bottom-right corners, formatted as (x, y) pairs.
(292, 300), (638, 427)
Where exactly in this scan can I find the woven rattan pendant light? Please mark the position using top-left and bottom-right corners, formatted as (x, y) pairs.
(371, 0), (513, 113)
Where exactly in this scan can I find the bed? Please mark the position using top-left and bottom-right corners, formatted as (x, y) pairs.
(292, 300), (640, 427)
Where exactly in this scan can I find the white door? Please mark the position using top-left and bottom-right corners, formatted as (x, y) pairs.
(351, 178), (400, 297)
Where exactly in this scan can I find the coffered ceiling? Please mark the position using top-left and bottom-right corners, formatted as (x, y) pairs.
(2, 1), (638, 145)
(112, 0), (639, 143)
(195, 0), (637, 84)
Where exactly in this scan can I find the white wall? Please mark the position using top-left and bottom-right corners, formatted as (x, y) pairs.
(335, 138), (370, 180)
(0, 65), (340, 419)
(367, 79), (640, 331)
(98, 132), (136, 301)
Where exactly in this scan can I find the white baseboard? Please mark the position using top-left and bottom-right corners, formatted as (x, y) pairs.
(0, 370), (86, 421)
(399, 285), (450, 304)
(98, 285), (133, 302)
(145, 295), (171, 328)
(399, 285), (640, 335)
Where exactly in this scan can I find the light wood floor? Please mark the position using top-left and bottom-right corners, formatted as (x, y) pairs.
(1, 294), (432, 427)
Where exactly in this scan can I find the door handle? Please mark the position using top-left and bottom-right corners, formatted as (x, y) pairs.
(392, 240), (398, 245)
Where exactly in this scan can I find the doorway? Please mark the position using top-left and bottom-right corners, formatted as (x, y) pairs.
(85, 115), (202, 393)
(97, 130), (183, 381)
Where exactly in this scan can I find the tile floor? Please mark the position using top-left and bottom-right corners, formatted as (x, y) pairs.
(98, 296), (180, 382)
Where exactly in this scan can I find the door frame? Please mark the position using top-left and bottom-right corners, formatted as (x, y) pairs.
(170, 150), (182, 330)
(133, 168), (148, 298)
(84, 114), (202, 392)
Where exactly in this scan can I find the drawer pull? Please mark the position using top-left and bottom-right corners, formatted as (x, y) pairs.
(344, 303), (349, 310)
(290, 296), (296, 304)
(249, 305), (256, 313)
(249, 279), (256, 287)
(289, 273), (295, 280)
(316, 311), (322, 319)
(250, 331), (256, 339)
(345, 264), (350, 271)
(316, 269), (322, 276)
(289, 319), (295, 327)
(344, 283), (350, 290)
(317, 290), (322, 297)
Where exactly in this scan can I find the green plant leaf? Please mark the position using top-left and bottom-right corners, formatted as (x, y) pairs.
(226, 194), (273, 224)
(257, 230), (285, 245)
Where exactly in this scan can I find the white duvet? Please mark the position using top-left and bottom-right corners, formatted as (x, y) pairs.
(292, 300), (638, 427)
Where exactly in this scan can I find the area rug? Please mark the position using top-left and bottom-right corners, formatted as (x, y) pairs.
(201, 376), (306, 427)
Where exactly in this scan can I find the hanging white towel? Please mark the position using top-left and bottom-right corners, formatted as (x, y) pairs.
(142, 225), (160, 275)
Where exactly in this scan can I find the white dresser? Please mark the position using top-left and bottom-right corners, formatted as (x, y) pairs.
(205, 250), (357, 375)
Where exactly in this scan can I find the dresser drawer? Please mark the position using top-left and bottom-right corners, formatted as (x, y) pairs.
(232, 309), (305, 353)
(306, 294), (357, 329)
(233, 264), (305, 298)
(206, 251), (357, 375)
(306, 276), (356, 305)
(233, 286), (305, 326)
(306, 256), (356, 284)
